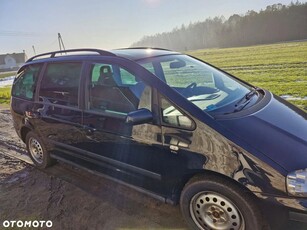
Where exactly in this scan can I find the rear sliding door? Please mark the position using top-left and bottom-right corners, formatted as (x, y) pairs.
(32, 61), (84, 154)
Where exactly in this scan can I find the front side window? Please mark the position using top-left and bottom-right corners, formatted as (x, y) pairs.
(39, 62), (82, 106)
(88, 63), (149, 115)
(12, 64), (42, 100)
(139, 55), (253, 114)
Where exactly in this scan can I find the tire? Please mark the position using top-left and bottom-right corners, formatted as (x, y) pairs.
(180, 174), (267, 230)
(26, 131), (55, 169)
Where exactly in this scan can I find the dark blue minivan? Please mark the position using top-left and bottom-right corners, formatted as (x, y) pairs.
(10, 48), (307, 230)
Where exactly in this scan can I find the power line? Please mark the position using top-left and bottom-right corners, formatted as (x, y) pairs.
(0, 30), (39, 37)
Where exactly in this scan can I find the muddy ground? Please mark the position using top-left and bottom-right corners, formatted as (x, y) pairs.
(0, 109), (306, 230)
(0, 109), (186, 229)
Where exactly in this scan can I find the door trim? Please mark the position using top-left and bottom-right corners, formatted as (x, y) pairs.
(51, 141), (162, 180)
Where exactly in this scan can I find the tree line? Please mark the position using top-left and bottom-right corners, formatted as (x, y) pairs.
(131, 2), (307, 51)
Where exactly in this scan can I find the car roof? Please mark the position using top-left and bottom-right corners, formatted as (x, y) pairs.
(111, 48), (179, 61)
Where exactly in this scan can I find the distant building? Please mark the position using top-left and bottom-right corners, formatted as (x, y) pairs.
(0, 52), (27, 72)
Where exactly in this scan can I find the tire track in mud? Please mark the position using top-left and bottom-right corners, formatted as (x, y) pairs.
(0, 141), (32, 164)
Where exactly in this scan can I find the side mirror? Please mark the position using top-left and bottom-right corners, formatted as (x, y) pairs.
(125, 108), (153, 125)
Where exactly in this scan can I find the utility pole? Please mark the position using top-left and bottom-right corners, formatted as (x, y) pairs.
(58, 33), (66, 51)
(32, 45), (36, 55)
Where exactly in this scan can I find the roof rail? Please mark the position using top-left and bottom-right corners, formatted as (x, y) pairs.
(26, 48), (116, 62)
(119, 47), (172, 51)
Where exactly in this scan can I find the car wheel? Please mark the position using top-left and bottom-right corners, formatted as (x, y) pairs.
(26, 131), (55, 169)
(180, 174), (267, 230)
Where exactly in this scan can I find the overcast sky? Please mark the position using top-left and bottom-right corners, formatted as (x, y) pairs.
(0, 0), (304, 56)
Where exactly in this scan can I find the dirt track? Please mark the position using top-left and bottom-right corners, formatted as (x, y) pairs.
(0, 109), (306, 230)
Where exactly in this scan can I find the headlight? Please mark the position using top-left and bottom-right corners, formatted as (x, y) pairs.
(287, 168), (307, 197)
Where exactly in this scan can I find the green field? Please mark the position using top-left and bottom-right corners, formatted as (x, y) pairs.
(187, 41), (307, 111)
(1, 41), (306, 111)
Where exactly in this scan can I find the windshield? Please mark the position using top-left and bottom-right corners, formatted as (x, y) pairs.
(138, 54), (253, 114)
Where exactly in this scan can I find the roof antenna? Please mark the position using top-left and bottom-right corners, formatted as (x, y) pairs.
(58, 33), (66, 51)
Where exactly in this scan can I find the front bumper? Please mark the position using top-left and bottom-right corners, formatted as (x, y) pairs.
(289, 211), (307, 223)
(256, 193), (307, 223)
(276, 196), (307, 223)
(275, 195), (307, 212)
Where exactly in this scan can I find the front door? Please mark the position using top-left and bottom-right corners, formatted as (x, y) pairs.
(80, 61), (166, 192)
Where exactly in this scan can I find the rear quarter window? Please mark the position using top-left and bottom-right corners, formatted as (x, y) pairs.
(12, 64), (42, 100)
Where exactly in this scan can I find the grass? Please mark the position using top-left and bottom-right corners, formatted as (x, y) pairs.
(0, 87), (11, 104)
(0, 72), (15, 105)
(187, 41), (307, 111)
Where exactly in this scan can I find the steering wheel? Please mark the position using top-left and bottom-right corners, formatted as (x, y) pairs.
(186, 82), (197, 89)
(182, 82), (197, 97)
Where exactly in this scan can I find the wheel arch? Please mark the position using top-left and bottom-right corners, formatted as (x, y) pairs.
(186, 170), (254, 192)
(20, 126), (32, 143)
(170, 169), (259, 205)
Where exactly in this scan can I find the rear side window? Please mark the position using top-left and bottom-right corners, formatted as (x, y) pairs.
(12, 64), (42, 100)
(39, 62), (82, 107)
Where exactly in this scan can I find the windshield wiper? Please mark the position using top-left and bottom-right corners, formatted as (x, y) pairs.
(234, 87), (260, 112)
